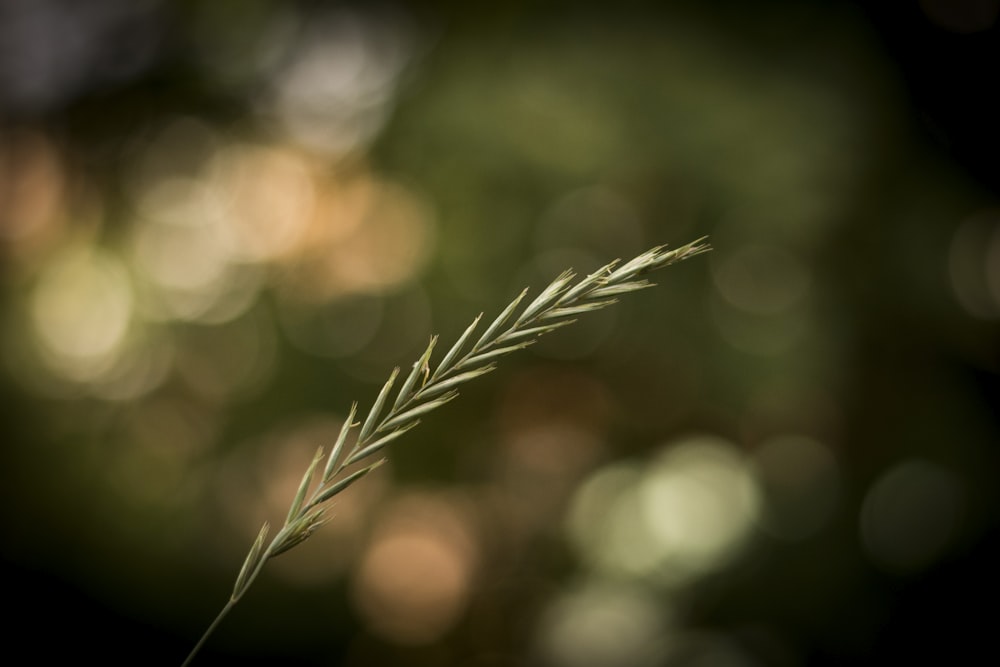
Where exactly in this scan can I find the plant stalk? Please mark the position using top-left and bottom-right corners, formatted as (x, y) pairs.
(180, 237), (710, 665)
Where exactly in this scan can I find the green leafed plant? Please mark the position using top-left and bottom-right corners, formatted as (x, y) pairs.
(181, 237), (710, 665)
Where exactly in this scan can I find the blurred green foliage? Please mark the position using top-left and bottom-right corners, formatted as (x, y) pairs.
(2, 1), (999, 665)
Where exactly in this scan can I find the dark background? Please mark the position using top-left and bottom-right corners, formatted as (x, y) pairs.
(2, 1), (999, 665)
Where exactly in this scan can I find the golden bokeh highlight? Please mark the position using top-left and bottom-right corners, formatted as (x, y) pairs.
(281, 174), (436, 301)
(131, 176), (262, 324)
(209, 143), (316, 263)
(535, 580), (670, 667)
(0, 129), (66, 262)
(29, 244), (133, 383)
(567, 435), (761, 584)
(352, 491), (479, 645)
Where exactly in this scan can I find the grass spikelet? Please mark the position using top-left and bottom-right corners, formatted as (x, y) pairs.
(181, 237), (710, 666)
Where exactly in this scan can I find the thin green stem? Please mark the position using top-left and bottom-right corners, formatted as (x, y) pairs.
(181, 598), (237, 667)
(182, 539), (276, 666)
